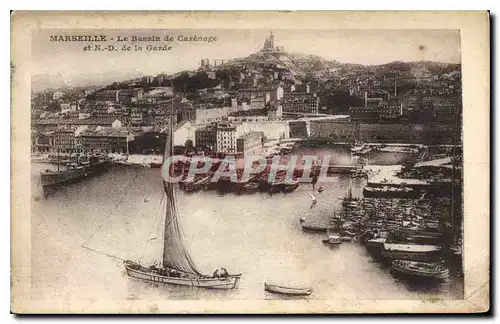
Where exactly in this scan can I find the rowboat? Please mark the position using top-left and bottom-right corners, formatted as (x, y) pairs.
(390, 260), (449, 282)
(322, 234), (342, 245)
(264, 282), (313, 296)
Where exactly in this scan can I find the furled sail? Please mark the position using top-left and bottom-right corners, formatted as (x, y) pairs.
(160, 120), (202, 276)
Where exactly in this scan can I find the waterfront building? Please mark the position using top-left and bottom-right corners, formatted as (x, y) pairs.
(32, 131), (55, 153)
(236, 131), (264, 155)
(216, 121), (241, 154)
(54, 128), (76, 153)
(195, 123), (218, 153)
(76, 127), (135, 154)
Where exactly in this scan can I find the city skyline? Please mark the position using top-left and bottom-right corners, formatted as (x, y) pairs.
(32, 29), (460, 91)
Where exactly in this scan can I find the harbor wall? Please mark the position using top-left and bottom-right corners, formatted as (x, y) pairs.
(309, 120), (455, 145)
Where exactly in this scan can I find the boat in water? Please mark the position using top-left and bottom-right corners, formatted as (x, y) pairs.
(390, 259), (450, 282)
(322, 234), (342, 245)
(264, 282), (313, 296)
(183, 175), (211, 193)
(363, 185), (422, 199)
(300, 217), (328, 233)
(282, 179), (300, 193)
(124, 119), (242, 289)
(243, 181), (260, 194)
(382, 243), (442, 262)
(41, 154), (110, 191)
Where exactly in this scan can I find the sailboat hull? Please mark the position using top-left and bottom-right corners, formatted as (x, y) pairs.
(124, 261), (242, 290)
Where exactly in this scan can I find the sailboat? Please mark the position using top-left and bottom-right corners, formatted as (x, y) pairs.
(123, 119), (242, 289)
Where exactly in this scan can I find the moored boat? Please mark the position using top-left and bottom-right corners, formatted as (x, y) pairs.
(124, 260), (241, 289)
(382, 243), (442, 262)
(41, 157), (110, 189)
(124, 117), (242, 290)
(390, 259), (449, 282)
(282, 179), (299, 193)
(322, 234), (342, 245)
(301, 221), (328, 233)
(363, 185), (421, 199)
(264, 282), (313, 296)
(340, 236), (353, 242)
(244, 181), (260, 194)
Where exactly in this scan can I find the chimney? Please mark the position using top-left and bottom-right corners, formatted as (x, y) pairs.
(364, 91), (368, 107)
(394, 78), (397, 97)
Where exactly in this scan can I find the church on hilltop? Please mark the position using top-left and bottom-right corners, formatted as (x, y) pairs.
(261, 32), (284, 53)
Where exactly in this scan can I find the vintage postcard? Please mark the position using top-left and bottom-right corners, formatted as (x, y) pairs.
(11, 11), (490, 314)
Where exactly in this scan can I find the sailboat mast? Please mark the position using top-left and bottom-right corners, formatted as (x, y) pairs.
(449, 88), (461, 247)
(56, 131), (60, 172)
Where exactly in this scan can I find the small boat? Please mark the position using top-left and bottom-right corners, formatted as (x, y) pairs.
(390, 260), (450, 282)
(183, 175), (211, 193)
(322, 234), (342, 245)
(301, 222), (328, 233)
(264, 282), (313, 296)
(382, 243), (442, 262)
(340, 236), (353, 242)
(244, 181), (260, 194)
(363, 186), (421, 199)
(282, 180), (299, 193)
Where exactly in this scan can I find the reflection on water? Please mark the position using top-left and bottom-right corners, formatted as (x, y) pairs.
(30, 148), (463, 302)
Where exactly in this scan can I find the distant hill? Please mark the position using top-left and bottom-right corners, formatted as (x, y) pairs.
(31, 50), (461, 93)
(32, 70), (146, 92)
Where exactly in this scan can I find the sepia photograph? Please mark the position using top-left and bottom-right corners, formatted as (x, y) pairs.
(10, 11), (490, 314)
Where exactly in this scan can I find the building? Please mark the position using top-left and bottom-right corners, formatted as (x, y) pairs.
(94, 90), (119, 103)
(349, 106), (380, 122)
(195, 123), (218, 153)
(131, 111), (144, 126)
(118, 88), (144, 105)
(236, 131), (264, 155)
(195, 106), (236, 124)
(140, 87), (173, 104)
(261, 31), (282, 53)
(282, 92), (319, 114)
(228, 108), (269, 123)
(54, 128), (76, 153)
(32, 131), (54, 153)
(76, 127), (135, 154)
(216, 121), (240, 154)
(380, 102), (404, 120)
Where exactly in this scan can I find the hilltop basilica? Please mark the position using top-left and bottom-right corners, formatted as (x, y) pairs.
(261, 32), (284, 53)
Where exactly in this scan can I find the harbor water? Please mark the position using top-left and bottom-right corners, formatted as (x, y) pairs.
(30, 147), (463, 301)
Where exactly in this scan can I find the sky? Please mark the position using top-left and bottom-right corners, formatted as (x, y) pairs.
(31, 29), (461, 89)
